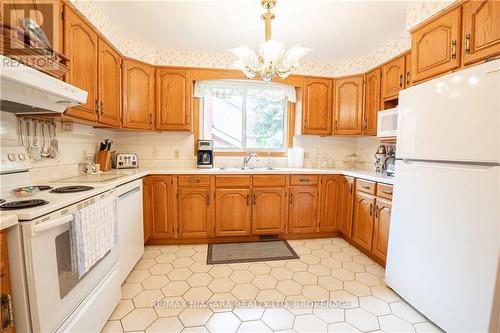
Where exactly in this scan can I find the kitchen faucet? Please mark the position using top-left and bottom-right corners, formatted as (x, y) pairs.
(243, 152), (258, 169)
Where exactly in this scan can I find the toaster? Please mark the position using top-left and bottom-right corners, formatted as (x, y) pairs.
(112, 153), (138, 169)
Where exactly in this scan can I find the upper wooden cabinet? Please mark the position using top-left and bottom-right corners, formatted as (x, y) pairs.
(178, 188), (212, 238)
(404, 53), (412, 88)
(334, 75), (364, 135)
(122, 59), (155, 130)
(288, 186), (319, 233)
(462, 0), (500, 65)
(143, 176), (173, 242)
(98, 39), (121, 127)
(156, 69), (192, 131)
(63, 5), (98, 122)
(411, 7), (462, 83)
(215, 189), (252, 236)
(252, 188), (287, 234)
(381, 56), (405, 100)
(363, 69), (381, 135)
(302, 77), (333, 135)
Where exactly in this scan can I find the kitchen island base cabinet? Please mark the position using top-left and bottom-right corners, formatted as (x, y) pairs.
(215, 189), (252, 237)
(252, 189), (287, 234)
(143, 176), (173, 242)
(351, 192), (376, 252)
(288, 187), (319, 234)
(178, 189), (212, 239)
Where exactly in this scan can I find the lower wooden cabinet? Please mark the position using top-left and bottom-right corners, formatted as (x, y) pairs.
(252, 188), (287, 234)
(319, 176), (344, 232)
(339, 176), (355, 237)
(0, 230), (14, 333)
(215, 189), (252, 236)
(143, 176), (173, 242)
(178, 188), (212, 238)
(372, 198), (392, 263)
(288, 187), (319, 233)
(352, 191), (376, 251)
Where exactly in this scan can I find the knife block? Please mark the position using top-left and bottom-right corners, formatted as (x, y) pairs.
(96, 151), (112, 171)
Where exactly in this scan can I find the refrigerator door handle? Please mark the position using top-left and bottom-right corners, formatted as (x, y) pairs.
(402, 159), (499, 170)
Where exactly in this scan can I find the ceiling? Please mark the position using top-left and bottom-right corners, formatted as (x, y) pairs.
(95, 0), (413, 62)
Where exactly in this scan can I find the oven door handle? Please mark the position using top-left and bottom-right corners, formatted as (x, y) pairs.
(32, 214), (74, 235)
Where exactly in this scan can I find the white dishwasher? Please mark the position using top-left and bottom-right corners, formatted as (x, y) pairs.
(116, 179), (144, 283)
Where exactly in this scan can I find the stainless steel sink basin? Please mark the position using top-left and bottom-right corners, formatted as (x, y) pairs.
(215, 167), (279, 172)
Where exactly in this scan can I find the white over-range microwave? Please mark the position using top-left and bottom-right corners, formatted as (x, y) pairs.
(377, 107), (398, 138)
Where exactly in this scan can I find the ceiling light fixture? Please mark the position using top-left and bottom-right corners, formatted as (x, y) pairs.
(229, 0), (312, 82)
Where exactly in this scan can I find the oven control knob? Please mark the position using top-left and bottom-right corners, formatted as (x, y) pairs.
(132, 161), (137, 165)
(119, 162), (123, 166)
(18, 153), (26, 161)
(7, 153), (16, 161)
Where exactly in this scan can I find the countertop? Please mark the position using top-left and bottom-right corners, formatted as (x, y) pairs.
(0, 167), (393, 227)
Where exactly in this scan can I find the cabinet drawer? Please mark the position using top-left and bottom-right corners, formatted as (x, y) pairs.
(216, 175), (251, 188)
(253, 175), (286, 187)
(290, 175), (319, 186)
(377, 183), (394, 200)
(177, 175), (211, 187)
(356, 179), (376, 194)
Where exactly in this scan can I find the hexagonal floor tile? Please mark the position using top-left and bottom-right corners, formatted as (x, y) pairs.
(121, 308), (158, 331)
(109, 299), (134, 320)
(331, 252), (353, 262)
(142, 275), (170, 290)
(143, 249), (162, 259)
(135, 258), (157, 270)
(293, 314), (328, 333)
(270, 267), (294, 280)
(237, 320), (272, 333)
(256, 289), (285, 302)
(149, 263), (174, 275)
(365, 264), (385, 277)
(192, 252), (208, 261)
(133, 289), (165, 308)
(160, 245), (180, 253)
(355, 272), (381, 286)
(205, 312), (241, 333)
(342, 246), (362, 256)
(100, 320), (122, 333)
(178, 307), (213, 327)
(359, 296), (391, 316)
(284, 294), (314, 315)
(146, 317), (184, 333)
(183, 287), (213, 303)
(313, 306), (344, 323)
(161, 281), (190, 297)
(126, 269), (151, 283)
(232, 305), (265, 321)
(251, 275), (278, 289)
(266, 260), (286, 268)
(168, 268), (193, 281)
(207, 292), (237, 312)
(227, 262), (251, 271)
(208, 277), (235, 293)
(231, 283), (259, 300)
(317, 276), (343, 291)
(248, 263), (271, 275)
(343, 281), (371, 297)
(293, 271), (318, 286)
(176, 248), (196, 258)
(390, 301), (426, 323)
(285, 260), (308, 272)
(189, 262), (212, 273)
(322, 244), (341, 253)
(154, 296), (186, 317)
(328, 322), (361, 332)
(345, 308), (379, 332)
(187, 273), (213, 287)
(156, 253), (177, 264)
(300, 254), (321, 265)
(276, 280), (302, 296)
(292, 245), (312, 255)
(302, 285), (329, 301)
(370, 285), (401, 302)
(229, 270), (255, 284)
(329, 290), (359, 309)
(307, 264), (330, 277)
(331, 268), (355, 281)
(261, 308), (295, 331)
(320, 258), (342, 269)
(378, 314), (416, 333)
(310, 249), (331, 258)
(121, 283), (144, 299)
(209, 265), (233, 278)
(172, 257), (195, 268)
(352, 255), (375, 266)
(303, 242), (323, 250)
(343, 261), (365, 273)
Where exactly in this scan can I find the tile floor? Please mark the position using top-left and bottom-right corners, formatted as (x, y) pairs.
(102, 238), (442, 333)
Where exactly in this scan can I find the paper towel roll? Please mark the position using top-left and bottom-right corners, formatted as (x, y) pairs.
(288, 148), (304, 168)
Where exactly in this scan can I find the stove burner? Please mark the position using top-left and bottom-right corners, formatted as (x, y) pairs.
(0, 199), (49, 210)
(50, 186), (94, 194)
(35, 185), (52, 191)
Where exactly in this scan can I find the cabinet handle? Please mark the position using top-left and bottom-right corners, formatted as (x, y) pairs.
(253, 194), (257, 205)
(451, 40), (457, 60)
(362, 185), (370, 190)
(100, 101), (104, 115)
(304, 118), (308, 128)
(188, 179), (200, 183)
(399, 74), (403, 88)
(349, 183), (353, 194)
(369, 203), (373, 216)
(1, 294), (14, 330)
(374, 205), (379, 218)
(383, 190), (393, 195)
(290, 194), (294, 205)
(406, 72), (410, 86)
(246, 194), (250, 206)
(465, 33), (471, 54)
(95, 99), (100, 115)
(299, 178), (309, 182)
(149, 114), (153, 124)
(334, 120), (338, 130)
(206, 196), (210, 206)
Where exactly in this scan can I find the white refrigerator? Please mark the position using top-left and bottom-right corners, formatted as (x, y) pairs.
(385, 59), (500, 333)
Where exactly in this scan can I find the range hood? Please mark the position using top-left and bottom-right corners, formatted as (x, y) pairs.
(0, 55), (87, 113)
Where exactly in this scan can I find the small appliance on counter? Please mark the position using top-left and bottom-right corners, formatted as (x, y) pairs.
(374, 145), (396, 176)
(112, 153), (138, 169)
(197, 140), (214, 168)
(385, 146), (396, 176)
(374, 145), (387, 173)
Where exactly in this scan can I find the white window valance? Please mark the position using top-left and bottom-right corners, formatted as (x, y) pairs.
(193, 79), (296, 103)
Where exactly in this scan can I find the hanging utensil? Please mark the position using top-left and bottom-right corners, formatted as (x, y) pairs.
(41, 122), (51, 157)
(28, 120), (42, 161)
(18, 118), (25, 149)
(50, 122), (59, 159)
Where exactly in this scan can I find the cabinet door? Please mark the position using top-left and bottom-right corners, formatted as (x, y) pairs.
(289, 187), (319, 233)
(334, 76), (363, 135)
(363, 69), (381, 136)
(252, 188), (286, 234)
(98, 39), (121, 127)
(372, 198), (392, 263)
(178, 189), (212, 238)
(381, 56), (405, 99)
(156, 69), (192, 131)
(143, 176), (173, 241)
(319, 176), (344, 232)
(340, 176), (355, 237)
(122, 59), (155, 130)
(352, 191), (376, 251)
(302, 78), (333, 135)
(0, 230), (14, 333)
(463, 0), (500, 65)
(411, 7), (462, 82)
(404, 53), (412, 88)
(63, 5), (98, 122)
(215, 189), (252, 236)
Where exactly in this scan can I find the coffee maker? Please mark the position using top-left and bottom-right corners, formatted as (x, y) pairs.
(197, 140), (214, 168)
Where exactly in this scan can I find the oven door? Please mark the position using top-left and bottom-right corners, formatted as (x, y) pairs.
(22, 212), (118, 333)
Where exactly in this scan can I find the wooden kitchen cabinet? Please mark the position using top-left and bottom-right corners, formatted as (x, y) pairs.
(404, 52), (412, 87)
(215, 189), (252, 236)
(363, 68), (381, 135)
(351, 191), (376, 251)
(63, 4), (98, 122)
(0, 230), (14, 333)
(411, 7), (462, 83)
(143, 176), (173, 241)
(156, 69), (192, 131)
(122, 59), (155, 130)
(288, 187), (319, 233)
(178, 188), (212, 238)
(319, 175), (345, 232)
(372, 198), (392, 263)
(302, 77), (333, 135)
(97, 39), (121, 127)
(252, 188), (287, 234)
(339, 176), (355, 237)
(334, 75), (364, 135)
(381, 56), (405, 100)
(462, 0), (500, 65)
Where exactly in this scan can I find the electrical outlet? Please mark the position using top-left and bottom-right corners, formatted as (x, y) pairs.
(173, 149), (180, 159)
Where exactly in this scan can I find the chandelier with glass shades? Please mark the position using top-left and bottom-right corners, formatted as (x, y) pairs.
(229, 0), (312, 82)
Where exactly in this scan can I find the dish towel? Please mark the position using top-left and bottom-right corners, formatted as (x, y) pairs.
(71, 195), (117, 278)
